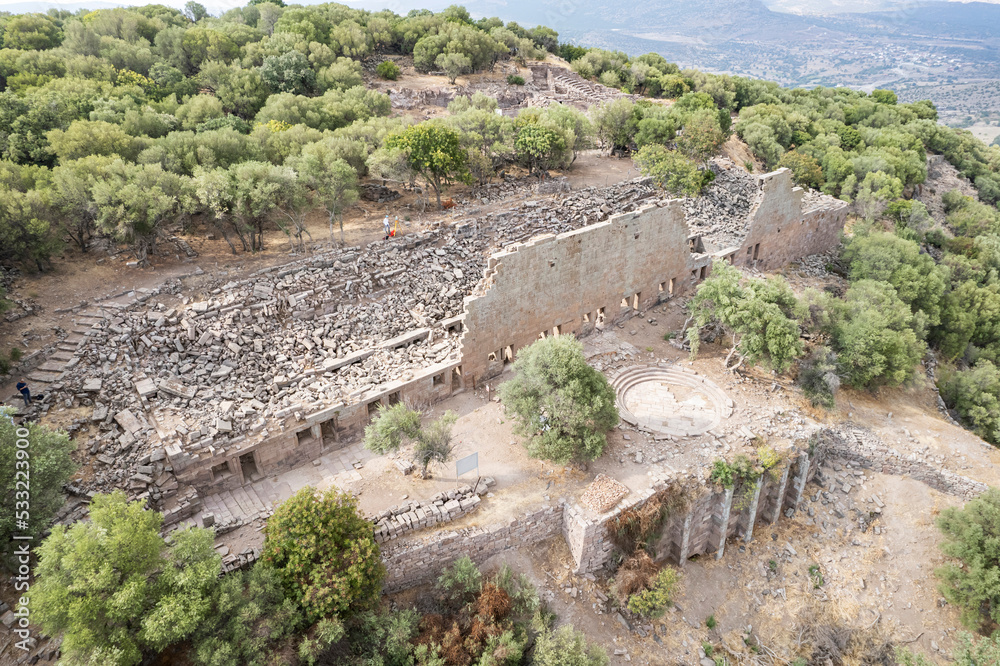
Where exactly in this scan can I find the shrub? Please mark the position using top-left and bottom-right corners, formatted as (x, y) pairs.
(935, 487), (1000, 630)
(938, 361), (1000, 446)
(435, 555), (482, 608)
(498, 336), (619, 465)
(1, 411), (76, 566)
(263, 486), (385, 623)
(364, 404), (458, 476)
(611, 551), (658, 605)
(9, 347), (22, 362)
(533, 625), (609, 666)
(627, 567), (680, 618)
(798, 346), (840, 409)
(507, 74), (525, 85)
(377, 60), (400, 80)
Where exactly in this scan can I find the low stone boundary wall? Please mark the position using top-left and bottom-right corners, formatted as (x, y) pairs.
(813, 426), (989, 500)
(380, 503), (564, 593)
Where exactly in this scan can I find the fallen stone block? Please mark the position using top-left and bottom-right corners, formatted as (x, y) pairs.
(134, 378), (157, 398)
(82, 378), (102, 392)
(114, 408), (143, 433)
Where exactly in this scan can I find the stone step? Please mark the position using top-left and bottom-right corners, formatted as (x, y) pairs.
(50, 351), (74, 362)
(28, 370), (61, 383)
(37, 361), (66, 373)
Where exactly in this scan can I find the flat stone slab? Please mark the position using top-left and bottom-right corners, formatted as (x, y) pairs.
(82, 378), (103, 392)
(321, 349), (374, 372)
(114, 409), (143, 434)
(377, 328), (431, 350)
(158, 378), (197, 399)
(134, 378), (157, 397)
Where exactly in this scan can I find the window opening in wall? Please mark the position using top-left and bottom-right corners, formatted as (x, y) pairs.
(239, 452), (260, 482)
(632, 293), (641, 310)
(538, 331), (546, 340)
(747, 246), (753, 255)
(367, 400), (381, 419)
(503, 346), (513, 363)
(582, 312), (591, 323)
(597, 307), (606, 324)
(658, 282), (665, 293)
(488, 351), (498, 361)
(387, 391), (401, 406)
(753, 243), (760, 260)
(620, 297), (629, 310)
(728, 253), (735, 264)
(552, 325), (561, 337)
(669, 278), (676, 295)
(296, 429), (312, 446)
(433, 372), (445, 386)
(452, 366), (462, 390)
(321, 417), (340, 448)
(699, 266), (707, 280)
(211, 461), (231, 482)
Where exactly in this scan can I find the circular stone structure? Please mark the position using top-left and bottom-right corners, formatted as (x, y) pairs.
(612, 366), (733, 437)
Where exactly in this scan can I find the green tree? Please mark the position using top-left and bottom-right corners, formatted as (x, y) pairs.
(935, 487), (1000, 630)
(590, 98), (637, 155)
(633, 145), (703, 197)
(515, 123), (568, 177)
(831, 279), (925, 389)
(363, 403), (458, 478)
(938, 361), (1000, 446)
(189, 564), (304, 666)
(385, 122), (470, 209)
(779, 149), (823, 189)
(46, 120), (137, 163)
(32, 491), (220, 666)
(686, 261), (804, 373)
(2, 14), (62, 50)
(184, 1), (209, 22)
(870, 89), (898, 105)
(92, 160), (194, 264)
(262, 486), (385, 623)
(676, 108), (726, 164)
(436, 52), (471, 84)
(0, 409), (76, 568)
(259, 51), (316, 95)
(228, 160), (297, 252)
(286, 140), (358, 243)
(498, 336), (619, 465)
(532, 625), (609, 666)
(842, 229), (946, 329)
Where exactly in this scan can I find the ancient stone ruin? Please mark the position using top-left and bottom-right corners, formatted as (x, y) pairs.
(31, 165), (848, 574)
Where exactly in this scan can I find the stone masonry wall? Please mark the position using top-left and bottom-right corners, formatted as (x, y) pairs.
(458, 201), (711, 387)
(732, 169), (849, 271)
(380, 503), (565, 593)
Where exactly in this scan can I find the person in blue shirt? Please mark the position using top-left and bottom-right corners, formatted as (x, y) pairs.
(16, 379), (31, 407)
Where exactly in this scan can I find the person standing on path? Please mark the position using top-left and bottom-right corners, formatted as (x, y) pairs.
(16, 379), (30, 407)
(383, 214), (391, 240)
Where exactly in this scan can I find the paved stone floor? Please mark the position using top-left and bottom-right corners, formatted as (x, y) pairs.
(623, 381), (718, 434)
(192, 441), (374, 527)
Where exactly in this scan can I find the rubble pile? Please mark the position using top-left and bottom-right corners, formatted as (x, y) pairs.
(683, 159), (762, 250)
(580, 473), (630, 513)
(373, 481), (492, 542)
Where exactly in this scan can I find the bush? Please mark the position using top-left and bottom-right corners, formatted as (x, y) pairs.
(263, 486), (385, 623)
(435, 555), (482, 608)
(935, 487), (1000, 630)
(507, 74), (525, 85)
(498, 336), (619, 465)
(533, 625), (609, 666)
(190, 564), (304, 666)
(797, 346), (840, 409)
(627, 567), (680, 618)
(938, 361), (1000, 446)
(377, 60), (400, 81)
(363, 404), (458, 477)
(610, 551), (658, 606)
(1, 411), (76, 567)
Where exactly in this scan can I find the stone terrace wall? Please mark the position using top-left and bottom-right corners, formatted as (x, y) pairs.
(563, 449), (815, 575)
(813, 426), (989, 500)
(731, 169), (848, 271)
(458, 202), (711, 386)
(381, 503), (565, 593)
